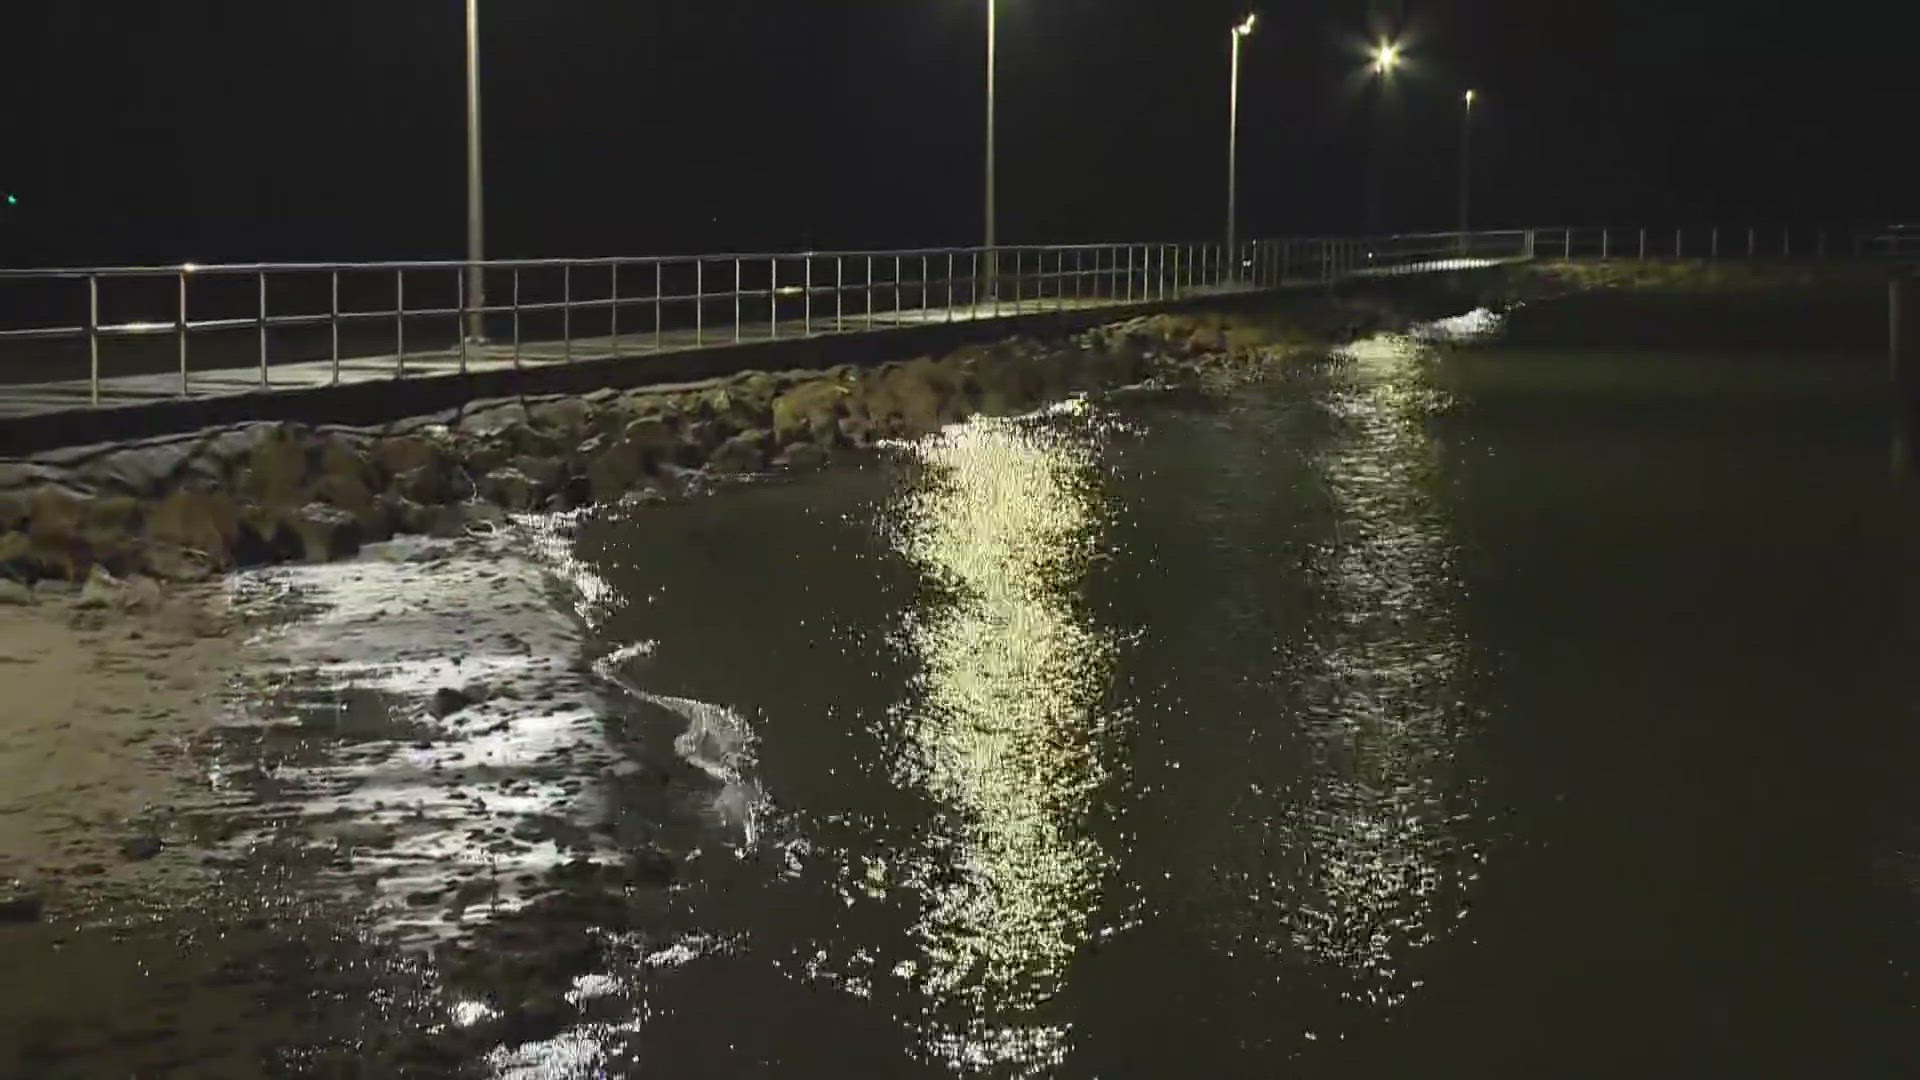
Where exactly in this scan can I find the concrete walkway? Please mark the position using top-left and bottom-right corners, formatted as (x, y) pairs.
(0, 290), (1258, 422)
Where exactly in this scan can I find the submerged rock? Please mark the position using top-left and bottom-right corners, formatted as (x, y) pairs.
(0, 880), (45, 923)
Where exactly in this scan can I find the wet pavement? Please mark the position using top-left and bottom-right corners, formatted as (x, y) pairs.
(5, 305), (1920, 1076)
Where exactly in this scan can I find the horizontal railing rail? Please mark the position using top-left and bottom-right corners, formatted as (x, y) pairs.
(0, 226), (1907, 408)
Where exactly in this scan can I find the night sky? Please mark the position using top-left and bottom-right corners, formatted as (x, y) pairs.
(0, 0), (1912, 266)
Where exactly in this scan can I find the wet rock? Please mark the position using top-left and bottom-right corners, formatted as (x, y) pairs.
(0, 880), (45, 923)
(121, 834), (163, 861)
(75, 566), (125, 609)
(391, 463), (463, 506)
(707, 431), (769, 474)
(286, 502), (364, 562)
(479, 468), (540, 512)
(773, 442), (829, 470)
(430, 686), (478, 718)
(236, 426), (315, 507)
(513, 455), (568, 492)
(142, 541), (215, 583)
(771, 380), (851, 443)
(145, 486), (242, 570)
(0, 578), (31, 605)
(627, 848), (676, 887)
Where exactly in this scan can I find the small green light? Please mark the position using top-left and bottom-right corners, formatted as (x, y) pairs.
(4, 194), (15, 206)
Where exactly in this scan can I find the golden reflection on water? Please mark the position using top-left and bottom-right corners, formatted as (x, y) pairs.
(1265, 333), (1481, 1011)
(882, 408), (1116, 1074)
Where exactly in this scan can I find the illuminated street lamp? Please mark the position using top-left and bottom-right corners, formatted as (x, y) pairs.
(1458, 89), (1476, 243)
(1370, 38), (1403, 77)
(465, 0), (485, 343)
(1226, 12), (1257, 282)
(985, 0), (998, 297)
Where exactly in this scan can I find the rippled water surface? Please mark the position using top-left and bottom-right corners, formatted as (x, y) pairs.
(10, 317), (1920, 1078)
(546, 329), (1920, 1076)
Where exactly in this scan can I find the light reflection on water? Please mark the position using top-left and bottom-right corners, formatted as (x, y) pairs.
(875, 403), (1120, 1074)
(1246, 333), (1484, 1014)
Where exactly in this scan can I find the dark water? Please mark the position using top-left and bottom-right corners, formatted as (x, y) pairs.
(543, 322), (1920, 1077)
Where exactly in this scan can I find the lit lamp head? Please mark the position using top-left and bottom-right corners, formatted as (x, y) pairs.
(1370, 39), (1403, 75)
(1235, 13), (1257, 38)
(1465, 89), (1477, 106)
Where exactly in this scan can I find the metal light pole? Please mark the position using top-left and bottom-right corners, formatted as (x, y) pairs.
(465, 0), (486, 343)
(1226, 14), (1257, 282)
(984, 0), (997, 300)
(1458, 89), (1475, 248)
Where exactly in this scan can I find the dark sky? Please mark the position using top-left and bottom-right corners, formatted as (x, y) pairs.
(0, 0), (1912, 266)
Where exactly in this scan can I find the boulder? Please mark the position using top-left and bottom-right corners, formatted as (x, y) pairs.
(392, 462), (463, 506)
(771, 380), (852, 443)
(529, 397), (593, 434)
(146, 487), (242, 569)
(285, 502), (363, 563)
(0, 578), (32, 606)
(706, 431), (769, 474)
(512, 456), (568, 492)
(237, 427), (313, 506)
(479, 468), (540, 512)
(773, 442), (829, 470)
(78, 442), (193, 497)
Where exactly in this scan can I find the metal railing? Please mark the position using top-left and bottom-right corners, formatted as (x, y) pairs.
(0, 225), (1905, 407)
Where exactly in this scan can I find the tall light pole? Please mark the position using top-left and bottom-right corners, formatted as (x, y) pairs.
(1363, 38), (1402, 236)
(1226, 13), (1257, 282)
(985, 0), (997, 298)
(1458, 89), (1476, 243)
(465, 0), (485, 343)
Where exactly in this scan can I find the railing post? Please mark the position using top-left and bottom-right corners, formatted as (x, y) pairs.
(1601, 229), (1610, 259)
(1126, 246), (1135, 303)
(1639, 227), (1647, 260)
(563, 262), (573, 362)
(257, 270), (269, 388)
(866, 255), (874, 329)
(770, 256), (778, 341)
(696, 260), (705, 346)
(329, 270), (340, 384)
(971, 250), (979, 315)
(87, 274), (100, 406)
(921, 253), (930, 315)
(894, 254), (903, 319)
(1675, 228), (1683, 259)
(947, 252), (955, 321)
(512, 266), (522, 368)
(1748, 226), (1756, 258)
(177, 269), (189, 397)
(654, 261), (663, 351)
(1712, 226), (1720, 259)
(733, 257), (742, 344)
(805, 256), (813, 336)
(1783, 229), (1791, 258)
(610, 259), (621, 358)
(395, 269), (406, 378)
(835, 255), (845, 331)
(457, 267), (469, 374)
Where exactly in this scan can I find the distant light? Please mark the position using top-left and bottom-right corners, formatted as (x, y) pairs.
(1235, 13), (1258, 36)
(1465, 89), (1477, 105)
(182, 262), (200, 273)
(3, 194), (15, 206)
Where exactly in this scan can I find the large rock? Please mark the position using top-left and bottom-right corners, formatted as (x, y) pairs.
(773, 442), (829, 470)
(771, 380), (852, 444)
(146, 487), (242, 569)
(0, 578), (32, 606)
(706, 431), (769, 474)
(285, 502), (364, 563)
(529, 397), (594, 434)
(479, 468), (540, 512)
(237, 426), (312, 506)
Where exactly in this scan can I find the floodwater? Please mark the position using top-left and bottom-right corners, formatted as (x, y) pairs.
(7, 303), (1920, 1077)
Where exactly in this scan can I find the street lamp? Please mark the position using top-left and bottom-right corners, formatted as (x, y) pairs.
(1362, 38), (1403, 236)
(985, 0), (997, 299)
(1226, 12), (1257, 283)
(465, 0), (485, 343)
(1369, 38), (1402, 76)
(1458, 89), (1476, 245)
